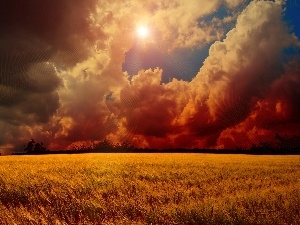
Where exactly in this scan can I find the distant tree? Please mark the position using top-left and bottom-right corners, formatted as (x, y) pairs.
(94, 138), (114, 151)
(71, 142), (93, 151)
(275, 133), (300, 150)
(120, 140), (134, 151)
(23, 139), (47, 153)
(24, 139), (35, 152)
(275, 133), (289, 149)
(34, 142), (46, 152)
(40, 142), (47, 151)
(34, 142), (42, 152)
(248, 133), (300, 154)
(250, 141), (274, 154)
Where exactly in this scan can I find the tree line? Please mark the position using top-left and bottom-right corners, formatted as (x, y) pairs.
(18, 133), (300, 155)
(21, 138), (135, 154)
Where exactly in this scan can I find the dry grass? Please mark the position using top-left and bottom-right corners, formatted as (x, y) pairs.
(0, 153), (299, 224)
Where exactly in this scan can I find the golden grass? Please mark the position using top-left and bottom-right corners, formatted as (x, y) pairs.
(0, 153), (299, 224)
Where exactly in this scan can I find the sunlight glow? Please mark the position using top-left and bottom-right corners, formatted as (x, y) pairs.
(137, 26), (149, 38)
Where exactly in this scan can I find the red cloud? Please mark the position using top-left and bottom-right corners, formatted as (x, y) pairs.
(1, 0), (300, 152)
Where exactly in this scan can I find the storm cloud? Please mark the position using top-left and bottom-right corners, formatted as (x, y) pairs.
(0, 0), (299, 152)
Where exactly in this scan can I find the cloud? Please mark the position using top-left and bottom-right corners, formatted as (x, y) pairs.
(189, 0), (298, 125)
(217, 56), (300, 149)
(0, 0), (299, 151)
(113, 0), (300, 149)
(146, 0), (223, 49)
(35, 0), (229, 149)
(0, 0), (101, 149)
(111, 69), (182, 146)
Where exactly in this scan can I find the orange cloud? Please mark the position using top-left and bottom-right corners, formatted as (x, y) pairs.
(217, 59), (300, 149)
(42, 0), (300, 150)
(1, 0), (300, 152)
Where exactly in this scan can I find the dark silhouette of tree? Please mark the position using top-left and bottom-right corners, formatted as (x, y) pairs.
(248, 133), (300, 154)
(275, 133), (300, 149)
(120, 140), (134, 151)
(24, 139), (35, 152)
(94, 138), (114, 151)
(275, 133), (289, 149)
(34, 142), (41, 152)
(23, 139), (47, 153)
(34, 142), (46, 152)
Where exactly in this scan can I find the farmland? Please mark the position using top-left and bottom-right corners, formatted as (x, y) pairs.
(0, 154), (299, 224)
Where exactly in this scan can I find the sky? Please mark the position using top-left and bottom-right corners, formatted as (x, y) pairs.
(0, 0), (300, 153)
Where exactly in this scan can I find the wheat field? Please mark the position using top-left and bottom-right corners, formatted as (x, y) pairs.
(0, 153), (299, 224)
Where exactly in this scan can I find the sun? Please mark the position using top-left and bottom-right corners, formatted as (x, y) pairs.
(137, 26), (149, 38)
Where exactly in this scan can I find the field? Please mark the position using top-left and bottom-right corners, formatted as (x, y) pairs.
(0, 154), (299, 225)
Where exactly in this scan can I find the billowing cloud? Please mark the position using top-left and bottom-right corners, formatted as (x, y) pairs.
(217, 59), (300, 149)
(0, 0), (101, 151)
(111, 0), (300, 149)
(195, 0), (297, 119)
(181, 0), (299, 144)
(109, 68), (188, 148)
(0, 0), (299, 152)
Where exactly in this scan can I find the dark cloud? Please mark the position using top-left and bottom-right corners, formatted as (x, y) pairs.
(0, 0), (100, 150)
(217, 58), (300, 149)
(0, 0), (299, 152)
(0, 0), (97, 41)
(119, 68), (178, 138)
